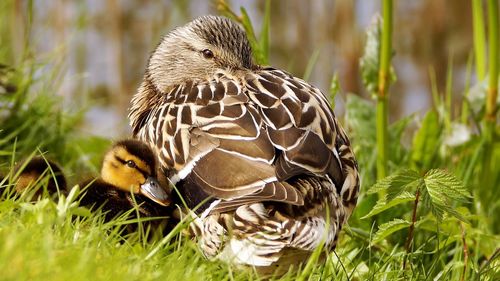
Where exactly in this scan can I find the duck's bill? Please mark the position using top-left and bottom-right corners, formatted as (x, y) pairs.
(140, 176), (170, 206)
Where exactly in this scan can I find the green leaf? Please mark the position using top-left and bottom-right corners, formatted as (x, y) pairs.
(371, 218), (411, 245)
(361, 191), (415, 219)
(360, 16), (382, 96)
(219, 4), (269, 65)
(258, 0), (271, 64)
(411, 110), (442, 171)
(345, 94), (377, 185)
(303, 48), (320, 81)
(422, 169), (471, 222)
(367, 169), (421, 201)
(345, 94), (376, 143)
(329, 73), (340, 110)
(388, 114), (413, 148)
(425, 169), (471, 202)
(239, 8), (266, 65)
(389, 114), (413, 142)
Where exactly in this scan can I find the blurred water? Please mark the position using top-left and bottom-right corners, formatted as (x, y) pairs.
(25, 0), (472, 138)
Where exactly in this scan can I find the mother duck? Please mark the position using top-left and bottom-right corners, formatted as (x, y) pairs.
(129, 15), (359, 271)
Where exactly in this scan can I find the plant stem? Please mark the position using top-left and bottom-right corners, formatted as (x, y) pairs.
(482, 0), (498, 191)
(479, 247), (500, 275)
(486, 0), (498, 122)
(376, 0), (393, 180)
(376, 98), (388, 179)
(472, 0), (486, 81)
(403, 188), (420, 269)
(445, 54), (453, 131)
(459, 222), (469, 281)
(461, 53), (473, 124)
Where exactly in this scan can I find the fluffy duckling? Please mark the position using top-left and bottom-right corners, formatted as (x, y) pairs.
(79, 139), (172, 230)
(3, 156), (67, 199)
(1, 140), (173, 237)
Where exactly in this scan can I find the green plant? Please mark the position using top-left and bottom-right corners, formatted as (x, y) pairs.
(0, 1), (499, 280)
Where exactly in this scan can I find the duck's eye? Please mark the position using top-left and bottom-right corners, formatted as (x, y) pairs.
(202, 49), (214, 59)
(126, 160), (136, 168)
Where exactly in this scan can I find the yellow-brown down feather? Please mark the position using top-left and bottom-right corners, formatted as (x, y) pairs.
(101, 145), (149, 194)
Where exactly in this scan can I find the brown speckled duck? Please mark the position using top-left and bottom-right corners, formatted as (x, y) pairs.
(129, 15), (360, 271)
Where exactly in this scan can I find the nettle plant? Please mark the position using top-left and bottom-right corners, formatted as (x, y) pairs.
(363, 108), (471, 243)
(352, 2), (499, 278)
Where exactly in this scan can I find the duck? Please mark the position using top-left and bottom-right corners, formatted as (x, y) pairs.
(128, 15), (360, 273)
(78, 139), (172, 234)
(2, 156), (67, 200)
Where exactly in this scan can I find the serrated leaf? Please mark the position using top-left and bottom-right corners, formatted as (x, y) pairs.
(411, 110), (442, 171)
(345, 94), (376, 143)
(360, 16), (382, 95)
(345, 94), (378, 184)
(367, 169), (421, 201)
(422, 169), (471, 222)
(371, 218), (411, 245)
(361, 191), (415, 219)
(424, 169), (471, 201)
(420, 190), (441, 221)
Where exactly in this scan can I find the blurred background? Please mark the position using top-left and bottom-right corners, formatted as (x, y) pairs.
(4, 0), (473, 138)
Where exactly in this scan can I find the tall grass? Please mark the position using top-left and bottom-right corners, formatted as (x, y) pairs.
(0, 1), (498, 281)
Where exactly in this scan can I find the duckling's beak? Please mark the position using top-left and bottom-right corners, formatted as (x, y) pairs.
(140, 176), (170, 206)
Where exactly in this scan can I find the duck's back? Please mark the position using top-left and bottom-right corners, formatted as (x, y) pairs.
(133, 68), (358, 212)
(131, 66), (359, 267)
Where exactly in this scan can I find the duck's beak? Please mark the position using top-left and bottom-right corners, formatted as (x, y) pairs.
(140, 176), (170, 206)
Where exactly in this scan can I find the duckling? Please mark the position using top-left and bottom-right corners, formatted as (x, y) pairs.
(1, 141), (174, 238)
(3, 156), (67, 199)
(79, 139), (173, 233)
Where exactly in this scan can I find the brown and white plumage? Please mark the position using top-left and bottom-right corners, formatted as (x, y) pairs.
(129, 15), (359, 270)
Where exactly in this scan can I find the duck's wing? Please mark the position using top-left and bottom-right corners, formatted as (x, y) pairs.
(130, 68), (358, 213)
(245, 68), (359, 215)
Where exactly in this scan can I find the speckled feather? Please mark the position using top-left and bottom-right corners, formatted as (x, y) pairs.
(129, 15), (359, 270)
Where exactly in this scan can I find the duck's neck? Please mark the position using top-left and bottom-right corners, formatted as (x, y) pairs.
(129, 76), (163, 137)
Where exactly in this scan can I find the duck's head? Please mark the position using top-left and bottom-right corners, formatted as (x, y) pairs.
(100, 140), (170, 206)
(145, 15), (253, 90)
(130, 16), (254, 134)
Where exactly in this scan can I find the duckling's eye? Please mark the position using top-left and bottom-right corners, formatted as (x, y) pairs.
(201, 49), (214, 59)
(126, 160), (136, 168)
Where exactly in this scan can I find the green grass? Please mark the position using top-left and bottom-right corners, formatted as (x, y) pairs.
(0, 1), (499, 280)
(0, 192), (248, 281)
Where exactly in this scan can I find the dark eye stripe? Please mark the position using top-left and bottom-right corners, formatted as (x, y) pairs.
(115, 156), (150, 178)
